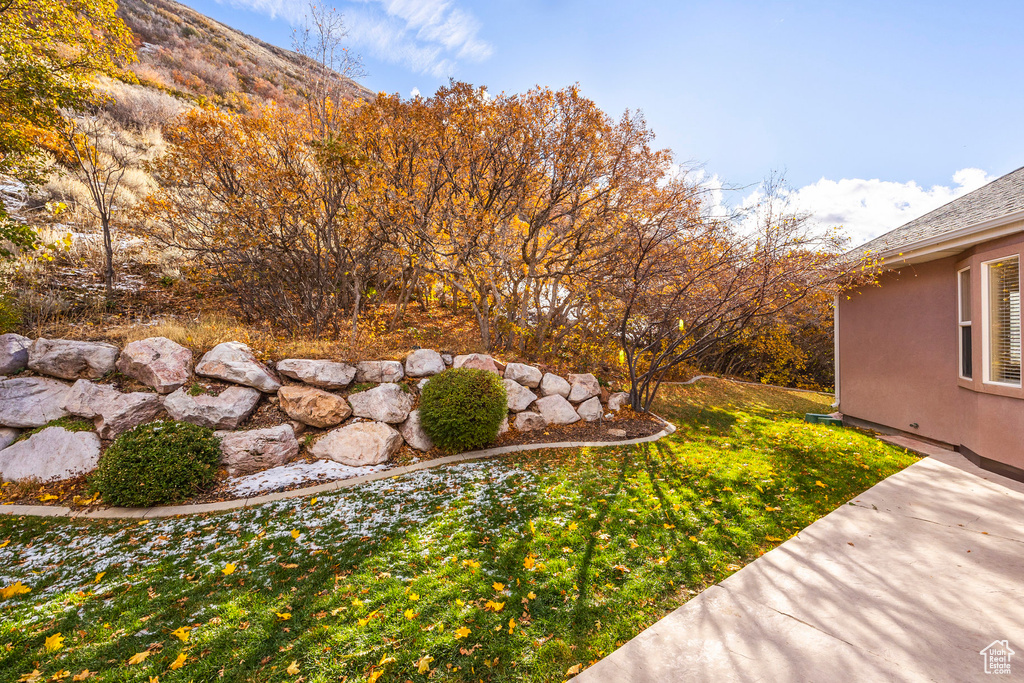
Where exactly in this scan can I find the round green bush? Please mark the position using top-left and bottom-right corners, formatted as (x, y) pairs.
(89, 421), (221, 507)
(419, 368), (508, 453)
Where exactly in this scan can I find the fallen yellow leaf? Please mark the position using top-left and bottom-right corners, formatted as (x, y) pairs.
(416, 655), (434, 674)
(276, 612), (291, 620)
(567, 522), (578, 531)
(17, 671), (42, 682)
(815, 480), (827, 488)
(310, 497), (318, 505)
(566, 663), (583, 675)
(485, 600), (505, 612)
(454, 626), (471, 640)
(127, 651), (150, 665)
(455, 599), (465, 607)
(0, 540), (9, 548)
(404, 608), (416, 620)
(1, 581), (31, 599)
(221, 563), (236, 576)
(357, 609), (380, 627)
(492, 582), (504, 592)
(169, 653), (187, 670)
(285, 661), (300, 675)
(71, 671), (93, 681)
(351, 597), (363, 607)
(50, 671), (70, 680)
(94, 572), (105, 583)
(508, 617), (516, 634)
(526, 591), (536, 600)
(44, 632), (64, 652)
(408, 592), (419, 601)
(38, 494), (58, 502)
(291, 529), (300, 539)
(664, 524), (675, 529)
(170, 626), (190, 643)
(366, 671), (383, 683)
(148, 677), (159, 683)
(523, 556), (534, 569)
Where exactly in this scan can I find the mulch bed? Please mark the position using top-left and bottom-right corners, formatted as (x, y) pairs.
(1, 410), (667, 511)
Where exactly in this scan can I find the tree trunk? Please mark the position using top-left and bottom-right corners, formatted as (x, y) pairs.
(102, 216), (114, 299)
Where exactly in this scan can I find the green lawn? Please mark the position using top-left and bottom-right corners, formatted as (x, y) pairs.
(0, 379), (918, 683)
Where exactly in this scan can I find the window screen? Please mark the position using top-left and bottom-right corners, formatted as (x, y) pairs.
(959, 268), (972, 379)
(988, 258), (1021, 384)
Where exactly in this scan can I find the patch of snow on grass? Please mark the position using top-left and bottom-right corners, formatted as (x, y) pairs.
(225, 460), (390, 496)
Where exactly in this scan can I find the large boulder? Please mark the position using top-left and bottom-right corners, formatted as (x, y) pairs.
(216, 424), (299, 477)
(116, 337), (193, 394)
(0, 377), (71, 428)
(0, 428), (20, 451)
(503, 379), (538, 412)
(276, 359), (356, 389)
(607, 392), (630, 412)
(0, 333), (31, 375)
(309, 421), (402, 466)
(399, 409), (434, 451)
(0, 427), (101, 482)
(534, 394), (580, 425)
(514, 411), (547, 431)
(62, 379), (163, 439)
(354, 360), (405, 383)
(453, 353), (501, 374)
(278, 385), (351, 428)
(404, 349), (445, 378)
(348, 383), (414, 423)
(28, 338), (119, 380)
(539, 372), (571, 398)
(567, 373), (601, 403)
(162, 386), (261, 429)
(195, 342), (281, 393)
(503, 362), (542, 388)
(577, 396), (603, 422)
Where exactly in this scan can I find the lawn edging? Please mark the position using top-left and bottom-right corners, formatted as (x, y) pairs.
(1, 418), (677, 520)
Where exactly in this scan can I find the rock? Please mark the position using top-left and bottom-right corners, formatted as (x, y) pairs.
(276, 359), (356, 389)
(0, 427), (101, 482)
(278, 385), (351, 428)
(195, 342), (281, 393)
(404, 349), (446, 377)
(62, 379), (163, 439)
(453, 353), (501, 374)
(27, 338), (119, 380)
(162, 386), (261, 429)
(607, 392), (630, 411)
(0, 333), (31, 374)
(399, 409), (434, 451)
(416, 378), (430, 391)
(216, 424), (299, 477)
(499, 415), (509, 435)
(607, 428), (627, 438)
(348, 383), (414, 424)
(355, 360), (405, 383)
(116, 337), (193, 394)
(514, 411), (547, 431)
(503, 362), (542, 388)
(441, 353), (453, 366)
(539, 373), (571, 398)
(503, 379), (537, 412)
(567, 373), (601, 403)
(309, 421), (402, 466)
(577, 396), (603, 422)
(0, 377), (71, 428)
(0, 427), (19, 451)
(534, 394), (580, 425)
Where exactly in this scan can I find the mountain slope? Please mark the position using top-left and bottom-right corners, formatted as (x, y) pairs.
(116, 0), (373, 109)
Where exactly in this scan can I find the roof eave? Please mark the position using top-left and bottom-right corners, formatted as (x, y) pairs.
(874, 208), (1024, 268)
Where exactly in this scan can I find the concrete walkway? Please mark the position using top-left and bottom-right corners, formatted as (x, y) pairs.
(576, 443), (1024, 682)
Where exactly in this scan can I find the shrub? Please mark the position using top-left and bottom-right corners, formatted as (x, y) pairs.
(89, 421), (221, 507)
(419, 368), (507, 453)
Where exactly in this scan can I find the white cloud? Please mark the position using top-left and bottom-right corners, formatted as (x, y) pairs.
(410, 86), (421, 98)
(770, 168), (995, 246)
(214, 0), (493, 77)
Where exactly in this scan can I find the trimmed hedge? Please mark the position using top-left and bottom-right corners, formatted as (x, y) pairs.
(89, 421), (221, 507)
(419, 368), (507, 453)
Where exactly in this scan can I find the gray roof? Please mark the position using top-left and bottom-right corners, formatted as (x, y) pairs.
(853, 165), (1024, 257)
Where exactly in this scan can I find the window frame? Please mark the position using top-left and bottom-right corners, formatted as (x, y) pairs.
(981, 255), (1022, 388)
(958, 266), (972, 380)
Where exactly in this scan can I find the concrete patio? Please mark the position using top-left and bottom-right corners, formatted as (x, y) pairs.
(575, 440), (1024, 682)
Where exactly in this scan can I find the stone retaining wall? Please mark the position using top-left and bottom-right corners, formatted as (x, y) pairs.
(0, 333), (630, 485)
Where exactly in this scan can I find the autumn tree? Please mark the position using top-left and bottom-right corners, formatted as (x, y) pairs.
(0, 0), (134, 256)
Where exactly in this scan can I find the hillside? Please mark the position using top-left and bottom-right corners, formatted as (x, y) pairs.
(117, 0), (373, 108)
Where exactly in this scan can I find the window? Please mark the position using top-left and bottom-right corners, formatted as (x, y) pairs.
(959, 267), (972, 379)
(986, 257), (1021, 385)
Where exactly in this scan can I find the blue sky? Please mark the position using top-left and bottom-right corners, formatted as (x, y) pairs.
(179, 0), (1024, 244)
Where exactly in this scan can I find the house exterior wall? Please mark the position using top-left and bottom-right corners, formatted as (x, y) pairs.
(839, 232), (1024, 474)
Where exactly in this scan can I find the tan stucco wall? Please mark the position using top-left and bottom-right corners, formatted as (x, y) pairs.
(840, 233), (1024, 472)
